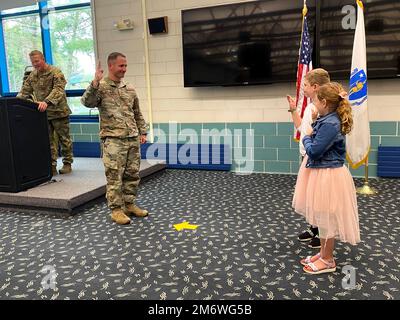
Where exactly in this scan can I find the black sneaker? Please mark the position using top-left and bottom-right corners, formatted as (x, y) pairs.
(298, 226), (317, 242)
(308, 235), (321, 249)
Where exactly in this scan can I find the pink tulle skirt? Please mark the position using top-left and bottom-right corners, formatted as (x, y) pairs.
(292, 156), (360, 245)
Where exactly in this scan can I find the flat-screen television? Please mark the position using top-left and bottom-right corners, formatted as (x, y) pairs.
(320, 0), (400, 80)
(182, 0), (400, 87)
(182, 0), (316, 87)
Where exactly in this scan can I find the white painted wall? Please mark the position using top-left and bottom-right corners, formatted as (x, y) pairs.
(93, 0), (400, 124)
(0, 0), (37, 11)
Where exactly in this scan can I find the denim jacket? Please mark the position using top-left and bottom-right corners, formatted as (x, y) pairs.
(302, 112), (346, 168)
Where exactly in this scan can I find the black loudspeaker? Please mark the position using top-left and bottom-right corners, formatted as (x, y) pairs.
(148, 16), (168, 34)
(0, 97), (52, 193)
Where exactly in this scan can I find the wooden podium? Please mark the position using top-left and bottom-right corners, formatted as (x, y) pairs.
(0, 97), (52, 192)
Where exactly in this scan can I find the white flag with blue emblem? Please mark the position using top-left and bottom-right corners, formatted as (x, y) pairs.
(346, 0), (370, 169)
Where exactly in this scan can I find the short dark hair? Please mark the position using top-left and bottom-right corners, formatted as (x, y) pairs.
(29, 50), (44, 58)
(107, 52), (126, 64)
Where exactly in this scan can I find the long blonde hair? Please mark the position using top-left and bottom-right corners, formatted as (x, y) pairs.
(317, 82), (353, 135)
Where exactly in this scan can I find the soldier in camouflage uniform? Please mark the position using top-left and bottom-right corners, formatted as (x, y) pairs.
(17, 50), (73, 175)
(81, 52), (148, 225)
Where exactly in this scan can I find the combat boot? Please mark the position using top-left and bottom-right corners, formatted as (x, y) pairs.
(111, 208), (131, 225)
(52, 165), (58, 176)
(59, 163), (72, 174)
(125, 204), (149, 217)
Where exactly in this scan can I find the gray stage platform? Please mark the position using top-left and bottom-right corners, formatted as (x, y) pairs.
(0, 158), (166, 212)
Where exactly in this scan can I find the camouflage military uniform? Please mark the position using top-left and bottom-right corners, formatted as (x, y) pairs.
(17, 65), (73, 167)
(81, 77), (147, 209)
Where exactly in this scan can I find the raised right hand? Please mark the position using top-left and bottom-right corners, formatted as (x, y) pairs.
(286, 95), (296, 111)
(92, 61), (104, 87)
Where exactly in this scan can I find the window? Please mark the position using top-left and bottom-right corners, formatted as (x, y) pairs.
(47, 0), (90, 8)
(2, 14), (42, 92)
(49, 6), (95, 90)
(68, 97), (98, 116)
(0, 0), (95, 118)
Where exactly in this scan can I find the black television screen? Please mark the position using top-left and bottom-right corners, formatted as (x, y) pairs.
(182, 0), (316, 87)
(317, 0), (399, 79)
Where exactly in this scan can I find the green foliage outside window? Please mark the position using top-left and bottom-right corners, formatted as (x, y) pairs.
(3, 15), (42, 92)
(49, 7), (95, 90)
(1, 1), (95, 116)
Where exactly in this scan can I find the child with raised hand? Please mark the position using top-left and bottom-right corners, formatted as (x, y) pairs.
(292, 82), (360, 274)
(287, 68), (330, 249)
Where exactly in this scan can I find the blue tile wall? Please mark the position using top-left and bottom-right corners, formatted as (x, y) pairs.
(70, 121), (400, 177)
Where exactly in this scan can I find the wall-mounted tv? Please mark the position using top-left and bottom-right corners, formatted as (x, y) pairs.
(320, 0), (400, 80)
(182, 0), (316, 87)
(181, 0), (400, 87)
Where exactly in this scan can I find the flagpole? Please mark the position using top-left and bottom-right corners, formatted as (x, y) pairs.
(347, 0), (377, 195)
(356, 158), (377, 195)
(294, 0), (309, 142)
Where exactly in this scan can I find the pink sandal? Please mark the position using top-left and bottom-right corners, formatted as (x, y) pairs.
(300, 253), (321, 266)
(303, 257), (336, 274)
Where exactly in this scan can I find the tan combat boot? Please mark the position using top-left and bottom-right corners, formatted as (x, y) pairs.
(111, 208), (131, 225)
(52, 165), (58, 176)
(59, 163), (72, 174)
(125, 204), (149, 217)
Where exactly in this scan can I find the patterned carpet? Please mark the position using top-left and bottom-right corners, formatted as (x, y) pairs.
(0, 169), (399, 300)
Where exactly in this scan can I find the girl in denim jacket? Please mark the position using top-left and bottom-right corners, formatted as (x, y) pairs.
(292, 82), (360, 274)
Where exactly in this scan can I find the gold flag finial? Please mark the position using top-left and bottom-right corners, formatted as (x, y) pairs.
(357, 0), (364, 10)
(302, 1), (308, 16)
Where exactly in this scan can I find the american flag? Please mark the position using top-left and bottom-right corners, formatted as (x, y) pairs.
(294, 10), (313, 141)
